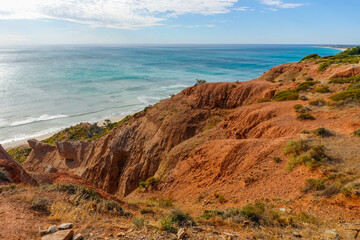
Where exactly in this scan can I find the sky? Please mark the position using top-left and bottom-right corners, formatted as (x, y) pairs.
(0, 0), (359, 45)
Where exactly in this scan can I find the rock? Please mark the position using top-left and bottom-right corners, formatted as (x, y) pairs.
(44, 165), (58, 173)
(41, 229), (74, 240)
(39, 229), (50, 237)
(116, 232), (126, 237)
(58, 223), (74, 230)
(293, 232), (302, 238)
(48, 225), (58, 233)
(224, 232), (238, 239)
(72, 233), (84, 240)
(177, 228), (186, 239)
(324, 230), (340, 239)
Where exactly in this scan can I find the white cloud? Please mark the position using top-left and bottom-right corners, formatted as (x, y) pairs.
(261, 0), (303, 8)
(0, 0), (238, 29)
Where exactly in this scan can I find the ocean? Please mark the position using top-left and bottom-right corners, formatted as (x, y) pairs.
(0, 45), (341, 145)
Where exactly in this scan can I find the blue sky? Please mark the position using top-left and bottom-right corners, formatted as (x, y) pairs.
(0, 0), (359, 45)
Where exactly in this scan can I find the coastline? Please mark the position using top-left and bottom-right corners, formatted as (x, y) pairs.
(317, 45), (348, 51)
(2, 114), (129, 150)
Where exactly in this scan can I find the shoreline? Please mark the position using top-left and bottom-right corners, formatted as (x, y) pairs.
(2, 114), (129, 150)
(316, 45), (348, 51)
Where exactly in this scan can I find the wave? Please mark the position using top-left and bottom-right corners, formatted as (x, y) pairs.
(10, 114), (69, 127)
(137, 96), (162, 105)
(0, 127), (63, 145)
(159, 84), (188, 90)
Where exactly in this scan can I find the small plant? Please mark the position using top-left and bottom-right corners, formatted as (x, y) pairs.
(304, 178), (325, 192)
(0, 167), (10, 182)
(194, 79), (207, 86)
(160, 217), (177, 232)
(169, 210), (196, 227)
(104, 200), (125, 215)
(306, 77), (314, 81)
(272, 90), (299, 102)
(214, 193), (227, 204)
(329, 88), (360, 102)
(299, 95), (308, 101)
(301, 130), (310, 134)
(311, 127), (333, 137)
(138, 177), (161, 191)
(272, 157), (281, 163)
(354, 129), (360, 137)
(140, 208), (155, 215)
(314, 86), (330, 93)
(301, 54), (320, 62)
(296, 81), (318, 92)
(30, 197), (52, 213)
(293, 104), (303, 111)
(309, 99), (326, 106)
(132, 217), (148, 230)
(8, 147), (32, 165)
(257, 98), (271, 103)
(297, 113), (315, 120)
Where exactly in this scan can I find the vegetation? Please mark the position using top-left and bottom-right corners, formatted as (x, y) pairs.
(0, 167), (10, 182)
(132, 217), (148, 230)
(300, 54), (321, 62)
(329, 75), (360, 84)
(272, 90), (299, 101)
(297, 113), (315, 120)
(138, 177), (161, 191)
(194, 79), (207, 86)
(8, 147), (32, 165)
(354, 129), (360, 137)
(160, 210), (196, 232)
(30, 197), (52, 213)
(329, 88), (360, 102)
(313, 86), (330, 93)
(272, 157), (282, 163)
(283, 139), (327, 170)
(309, 99), (326, 106)
(304, 179), (325, 192)
(296, 81), (319, 92)
(257, 98), (271, 103)
(317, 46), (360, 71)
(214, 193), (227, 204)
(311, 127), (333, 137)
(43, 117), (132, 144)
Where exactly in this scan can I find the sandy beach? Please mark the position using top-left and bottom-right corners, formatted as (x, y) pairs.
(2, 114), (129, 150)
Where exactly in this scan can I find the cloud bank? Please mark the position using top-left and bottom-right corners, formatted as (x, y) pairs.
(261, 0), (303, 9)
(0, 0), (238, 29)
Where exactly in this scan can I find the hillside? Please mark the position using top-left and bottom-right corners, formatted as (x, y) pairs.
(2, 47), (360, 239)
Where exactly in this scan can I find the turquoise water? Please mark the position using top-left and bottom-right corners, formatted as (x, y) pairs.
(0, 45), (341, 145)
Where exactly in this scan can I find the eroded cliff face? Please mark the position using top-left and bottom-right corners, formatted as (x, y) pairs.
(23, 60), (360, 206)
(0, 145), (37, 186)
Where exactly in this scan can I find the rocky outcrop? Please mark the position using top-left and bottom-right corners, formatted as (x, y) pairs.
(0, 144), (37, 185)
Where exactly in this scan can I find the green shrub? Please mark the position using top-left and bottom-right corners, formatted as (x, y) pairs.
(272, 90), (299, 101)
(104, 200), (125, 215)
(257, 98), (271, 103)
(293, 104), (303, 111)
(311, 127), (333, 137)
(272, 157), (281, 163)
(282, 139), (309, 156)
(138, 177), (160, 191)
(195, 79), (207, 86)
(318, 62), (331, 71)
(0, 167), (10, 182)
(132, 217), (148, 230)
(295, 212), (317, 224)
(214, 193), (227, 204)
(8, 147), (32, 165)
(304, 179), (325, 192)
(314, 86), (330, 93)
(354, 129), (360, 137)
(30, 197), (52, 213)
(329, 75), (360, 84)
(309, 99), (326, 106)
(301, 130), (310, 134)
(329, 88), (360, 102)
(306, 77), (314, 81)
(160, 217), (177, 232)
(169, 210), (196, 227)
(301, 54), (321, 62)
(296, 81), (319, 92)
(140, 208), (155, 215)
(299, 95), (308, 101)
(283, 140), (327, 170)
(297, 113), (315, 120)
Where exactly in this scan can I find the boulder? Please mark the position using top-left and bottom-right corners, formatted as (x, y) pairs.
(58, 223), (74, 230)
(41, 229), (74, 240)
(324, 230), (340, 239)
(72, 233), (84, 240)
(48, 225), (57, 233)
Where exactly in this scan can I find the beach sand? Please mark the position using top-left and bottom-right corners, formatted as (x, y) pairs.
(2, 114), (129, 150)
